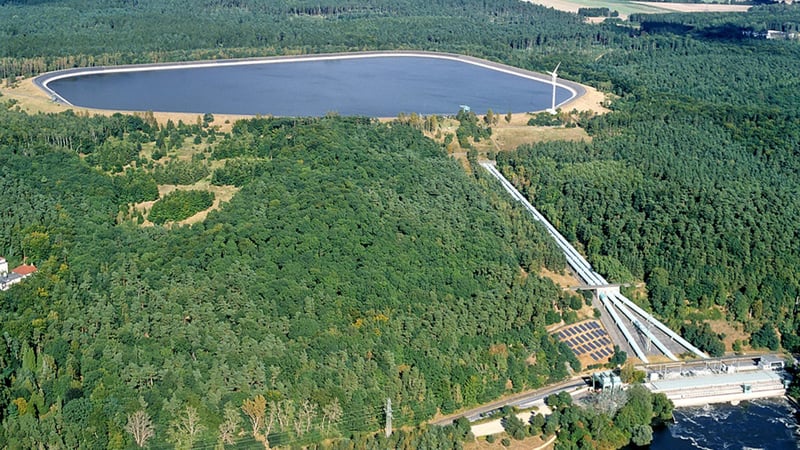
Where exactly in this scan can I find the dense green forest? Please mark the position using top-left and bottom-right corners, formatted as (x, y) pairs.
(0, 108), (578, 448)
(498, 8), (800, 348)
(0, 0), (599, 79)
(2, 0), (800, 448)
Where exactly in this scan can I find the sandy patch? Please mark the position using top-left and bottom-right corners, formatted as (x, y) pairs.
(561, 85), (610, 114)
(2, 77), (68, 114)
(492, 125), (589, 152)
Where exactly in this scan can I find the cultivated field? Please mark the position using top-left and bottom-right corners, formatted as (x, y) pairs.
(634, 1), (751, 13)
(523, 0), (750, 19)
(523, 0), (668, 18)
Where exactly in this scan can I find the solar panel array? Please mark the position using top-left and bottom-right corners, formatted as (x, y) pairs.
(554, 320), (614, 362)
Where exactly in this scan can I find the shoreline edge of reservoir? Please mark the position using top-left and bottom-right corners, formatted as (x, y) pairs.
(34, 51), (586, 117)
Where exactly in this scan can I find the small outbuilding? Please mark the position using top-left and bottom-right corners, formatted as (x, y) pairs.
(758, 355), (785, 371)
(0, 257), (38, 291)
(592, 370), (622, 391)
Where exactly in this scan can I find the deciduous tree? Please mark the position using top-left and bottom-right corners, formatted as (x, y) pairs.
(167, 405), (205, 450)
(124, 410), (155, 448)
(242, 395), (275, 448)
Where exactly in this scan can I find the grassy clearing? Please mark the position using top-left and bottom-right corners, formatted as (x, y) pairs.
(706, 319), (752, 353)
(431, 84), (608, 163)
(539, 267), (582, 289)
(132, 137), (238, 226)
(492, 125), (589, 152)
(134, 181), (239, 227)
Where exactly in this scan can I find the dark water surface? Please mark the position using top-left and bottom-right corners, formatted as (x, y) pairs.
(46, 56), (573, 116)
(651, 399), (799, 450)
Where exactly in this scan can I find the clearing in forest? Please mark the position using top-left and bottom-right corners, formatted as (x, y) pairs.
(134, 182), (238, 227)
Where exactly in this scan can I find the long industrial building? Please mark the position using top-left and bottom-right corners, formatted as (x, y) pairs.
(644, 357), (788, 407)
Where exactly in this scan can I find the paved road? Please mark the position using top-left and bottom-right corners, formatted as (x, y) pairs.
(431, 378), (588, 426)
(471, 402), (552, 437)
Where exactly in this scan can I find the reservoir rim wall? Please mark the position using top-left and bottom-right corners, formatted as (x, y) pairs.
(33, 50), (585, 115)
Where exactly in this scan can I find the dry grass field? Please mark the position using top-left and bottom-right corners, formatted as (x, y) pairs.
(540, 267), (582, 289)
(438, 83), (608, 166)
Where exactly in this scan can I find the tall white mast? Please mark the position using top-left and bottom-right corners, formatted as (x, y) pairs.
(549, 62), (560, 114)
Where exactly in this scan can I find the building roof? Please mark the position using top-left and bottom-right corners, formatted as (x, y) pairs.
(760, 355), (783, 363)
(12, 264), (37, 276)
(0, 272), (23, 290)
(648, 370), (782, 392)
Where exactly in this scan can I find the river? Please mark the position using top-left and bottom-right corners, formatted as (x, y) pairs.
(650, 398), (799, 449)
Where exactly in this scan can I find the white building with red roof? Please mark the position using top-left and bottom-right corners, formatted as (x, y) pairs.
(0, 257), (38, 291)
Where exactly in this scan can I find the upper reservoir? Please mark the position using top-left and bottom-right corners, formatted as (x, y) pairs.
(38, 53), (578, 117)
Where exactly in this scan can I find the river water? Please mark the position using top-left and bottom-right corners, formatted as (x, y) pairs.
(651, 398), (799, 449)
(46, 56), (574, 117)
